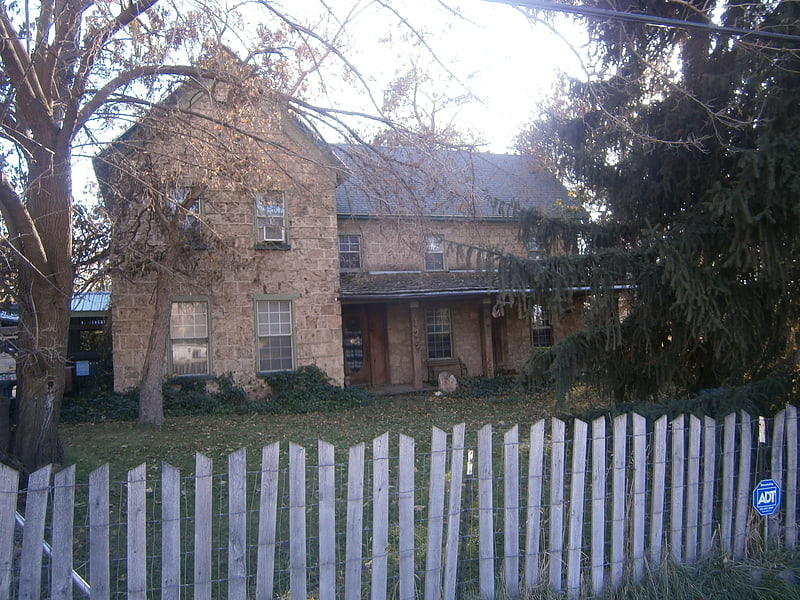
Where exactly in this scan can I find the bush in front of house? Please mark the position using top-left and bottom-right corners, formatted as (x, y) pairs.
(61, 367), (371, 422)
(263, 365), (372, 414)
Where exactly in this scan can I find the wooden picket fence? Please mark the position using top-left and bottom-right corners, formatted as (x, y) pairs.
(0, 406), (798, 600)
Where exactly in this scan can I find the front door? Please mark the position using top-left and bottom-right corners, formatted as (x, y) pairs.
(342, 304), (388, 386)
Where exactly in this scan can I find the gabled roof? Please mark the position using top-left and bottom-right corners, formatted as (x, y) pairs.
(334, 145), (572, 220)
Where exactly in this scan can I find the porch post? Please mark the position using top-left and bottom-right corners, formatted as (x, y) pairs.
(480, 298), (496, 378)
(409, 302), (424, 390)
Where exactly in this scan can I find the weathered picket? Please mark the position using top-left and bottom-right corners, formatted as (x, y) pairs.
(1, 407), (798, 600)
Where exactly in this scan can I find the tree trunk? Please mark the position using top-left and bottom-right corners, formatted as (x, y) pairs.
(138, 263), (176, 425)
(13, 282), (70, 470)
(10, 146), (74, 472)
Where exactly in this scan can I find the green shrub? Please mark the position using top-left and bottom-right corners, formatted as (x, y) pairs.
(61, 373), (252, 423)
(263, 364), (372, 414)
(60, 389), (138, 423)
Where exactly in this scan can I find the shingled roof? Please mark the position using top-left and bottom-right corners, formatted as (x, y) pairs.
(340, 271), (501, 300)
(334, 145), (571, 220)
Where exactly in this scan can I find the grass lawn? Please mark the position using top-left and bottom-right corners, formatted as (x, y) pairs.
(60, 389), (596, 481)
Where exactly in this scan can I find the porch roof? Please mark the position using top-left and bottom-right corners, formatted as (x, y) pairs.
(340, 271), (500, 301)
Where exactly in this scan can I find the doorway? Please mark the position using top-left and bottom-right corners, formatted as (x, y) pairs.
(341, 304), (388, 387)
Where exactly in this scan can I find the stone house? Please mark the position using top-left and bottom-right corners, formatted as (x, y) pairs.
(99, 78), (577, 395)
(98, 79), (346, 396)
(334, 145), (577, 389)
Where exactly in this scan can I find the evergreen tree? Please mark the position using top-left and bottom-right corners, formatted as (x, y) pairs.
(509, 0), (800, 405)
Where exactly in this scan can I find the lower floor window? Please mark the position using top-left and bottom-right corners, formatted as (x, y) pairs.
(531, 305), (553, 347)
(426, 307), (453, 359)
(170, 300), (210, 375)
(256, 299), (294, 372)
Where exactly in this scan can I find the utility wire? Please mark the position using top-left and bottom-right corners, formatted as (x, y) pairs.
(485, 0), (800, 44)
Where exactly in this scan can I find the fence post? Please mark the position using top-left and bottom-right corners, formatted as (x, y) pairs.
(126, 464), (147, 600)
(318, 441), (336, 600)
(503, 425), (520, 600)
(786, 406), (798, 549)
(161, 463), (181, 600)
(700, 416), (716, 557)
(424, 428), (447, 600)
(442, 424), (465, 600)
(345, 443), (365, 600)
(548, 418), (566, 593)
(288, 444), (306, 600)
(477, 424), (494, 600)
(631, 414), (647, 582)
(611, 415), (627, 587)
(398, 434), (416, 600)
(0, 465), (19, 600)
(258, 443), (280, 600)
(590, 417), (606, 596)
(566, 420), (588, 599)
(194, 454), (213, 600)
(524, 420), (545, 592)
(733, 411), (753, 559)
(229, 448), (248, 600)
(372, 433), (390, 600)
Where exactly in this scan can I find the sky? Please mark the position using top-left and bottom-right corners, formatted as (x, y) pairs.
(285, 0), (588, 152)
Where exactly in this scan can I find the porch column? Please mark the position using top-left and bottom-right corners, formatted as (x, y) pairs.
(480, 298), (496, 378)
(409, 301), (424, 390)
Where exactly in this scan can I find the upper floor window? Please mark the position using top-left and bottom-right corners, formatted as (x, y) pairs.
(339, 234), (362, 270)
(527, 238), (543, 260)
(256, 299), (294, 373)
(254, 191), (286, 244)
(424, 234), (445, 271)
(531, 305), (552, 347)
(170, 300), (210, 376)
(168, 187), (203, 242)
(426, 307), (453, 359)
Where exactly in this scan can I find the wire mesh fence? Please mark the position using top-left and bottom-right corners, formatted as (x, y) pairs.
(1, 406), (797, 600)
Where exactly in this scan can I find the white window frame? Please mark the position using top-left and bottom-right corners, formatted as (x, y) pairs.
(255, 297), (295, 373)
(531, 305), (553, 347)
(254, 190), (287, 244)
(338, 234), (362, 270)
(424, 234), (445, 271)
(425, 307), (453, 359)
(169, 299), (211, 376)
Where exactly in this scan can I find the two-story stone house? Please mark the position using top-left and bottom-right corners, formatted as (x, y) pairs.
(100, 77), (575, 396)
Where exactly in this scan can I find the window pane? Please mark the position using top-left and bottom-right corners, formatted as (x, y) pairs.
(171, 302), (208, 339)
(256, 300), (294, 372)
(425, 235), (445, 271)
(339, 235), (361, 269)
(531, 305), (552, 347)
(255, 191), (286, 242)
(171, 341), (209, 375)
(426, 308), (452, 359)
(170, 301), (209, 375)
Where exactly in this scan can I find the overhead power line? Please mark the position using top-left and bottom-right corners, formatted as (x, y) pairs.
(485, 0), (800, 44)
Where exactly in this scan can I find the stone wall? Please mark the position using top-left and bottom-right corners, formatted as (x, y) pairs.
(108, 84), (344, 394)
(338, 218), (528, 272)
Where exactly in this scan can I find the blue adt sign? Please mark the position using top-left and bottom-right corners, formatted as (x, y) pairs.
(753, 479), (781, 516)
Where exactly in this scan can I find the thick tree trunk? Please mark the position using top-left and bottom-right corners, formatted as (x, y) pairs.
(13, 281), (70, 470)
(138, 264), (175, 425)
(10, 147), (74, 472)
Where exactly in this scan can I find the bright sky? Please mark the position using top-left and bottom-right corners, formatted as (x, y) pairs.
(300, 0), (588, 152)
